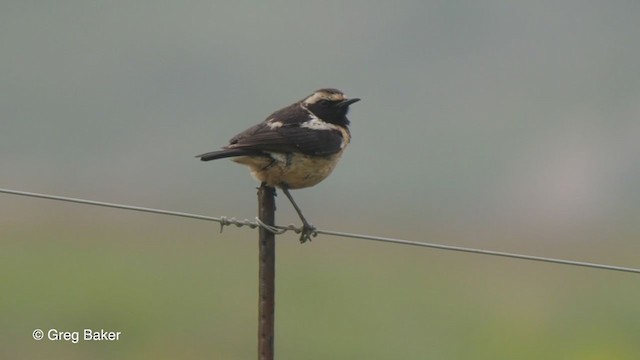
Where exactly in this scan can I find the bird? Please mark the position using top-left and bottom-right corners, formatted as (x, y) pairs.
(197, 88), (360, 243)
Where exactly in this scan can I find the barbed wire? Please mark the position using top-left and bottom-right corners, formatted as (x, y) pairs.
(1, 187), (639, 274)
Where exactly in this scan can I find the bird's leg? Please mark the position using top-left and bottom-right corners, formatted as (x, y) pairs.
(281, 186), (317, 243)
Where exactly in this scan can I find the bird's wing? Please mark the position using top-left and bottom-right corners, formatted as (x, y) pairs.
(227, 122), (344, 156)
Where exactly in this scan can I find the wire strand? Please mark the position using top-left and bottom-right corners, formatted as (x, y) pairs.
(315, 229), (640, 274)
(0, 187), (257, 227)
(1, 187), (639, 274)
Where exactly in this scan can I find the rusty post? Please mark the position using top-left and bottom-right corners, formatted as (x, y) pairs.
(257, 183), (276, 360)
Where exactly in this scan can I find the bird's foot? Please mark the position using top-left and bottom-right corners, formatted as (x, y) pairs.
(298, 222), (318, 244)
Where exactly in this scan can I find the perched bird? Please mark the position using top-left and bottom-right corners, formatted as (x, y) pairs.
(197, 88), (360, 243)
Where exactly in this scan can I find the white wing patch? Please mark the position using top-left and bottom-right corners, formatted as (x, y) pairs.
(266, 119), (284, 129)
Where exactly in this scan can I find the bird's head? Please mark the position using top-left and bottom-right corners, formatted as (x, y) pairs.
(302, 88), (360, 125)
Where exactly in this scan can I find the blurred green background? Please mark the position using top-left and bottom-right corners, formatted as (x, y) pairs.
(2, 1), (639, 359)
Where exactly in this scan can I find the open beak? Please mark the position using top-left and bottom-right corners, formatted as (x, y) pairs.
(337, 98), (361, 107)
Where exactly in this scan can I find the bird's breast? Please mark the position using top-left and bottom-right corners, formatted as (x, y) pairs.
(233, 150), (346, 189)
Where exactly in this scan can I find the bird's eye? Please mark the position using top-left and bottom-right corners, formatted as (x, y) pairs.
(318, 99), (331, 107)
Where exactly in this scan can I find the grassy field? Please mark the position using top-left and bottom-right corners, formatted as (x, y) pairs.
(2, 212), (639, 359)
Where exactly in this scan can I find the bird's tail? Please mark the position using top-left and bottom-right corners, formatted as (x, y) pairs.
(196, 148), (263, 161)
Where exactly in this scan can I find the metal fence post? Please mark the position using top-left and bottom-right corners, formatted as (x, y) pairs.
(257, 183), (276, 360)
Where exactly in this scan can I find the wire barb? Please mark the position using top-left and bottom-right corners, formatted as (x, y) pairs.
(1, 187), (639, 275)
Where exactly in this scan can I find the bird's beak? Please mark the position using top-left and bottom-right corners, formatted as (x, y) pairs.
(337, 98), (361, 107)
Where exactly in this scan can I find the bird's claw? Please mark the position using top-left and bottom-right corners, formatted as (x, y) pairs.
(298, 223), (318, 243)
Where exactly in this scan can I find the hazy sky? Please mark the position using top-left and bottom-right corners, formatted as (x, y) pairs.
(2, 1), (639, 243)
